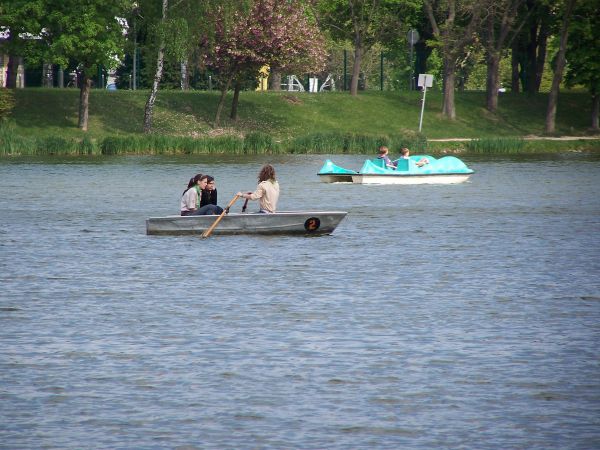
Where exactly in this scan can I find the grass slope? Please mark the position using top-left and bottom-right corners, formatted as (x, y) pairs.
(3, 88), (599, 154)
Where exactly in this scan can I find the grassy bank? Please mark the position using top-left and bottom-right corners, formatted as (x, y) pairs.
(1, 88), (599, 155)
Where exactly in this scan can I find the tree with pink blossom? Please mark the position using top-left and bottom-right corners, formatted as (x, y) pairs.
(203, 0), (328, 126)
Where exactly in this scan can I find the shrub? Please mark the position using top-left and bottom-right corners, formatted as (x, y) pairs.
(0, 89), (16, 119)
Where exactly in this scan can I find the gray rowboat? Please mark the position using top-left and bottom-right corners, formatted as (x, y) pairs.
(146, 211), (348, 236)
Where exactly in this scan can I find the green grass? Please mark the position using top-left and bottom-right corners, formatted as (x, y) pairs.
(2, 87), (599, 155)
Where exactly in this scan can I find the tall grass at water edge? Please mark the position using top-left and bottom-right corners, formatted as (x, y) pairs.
(453, 137), (599, 154)
(464, 138), (526, 154)
(289, 132), (427, 153)
(0, 121), (427, 156)
(0, 121), (96, 155)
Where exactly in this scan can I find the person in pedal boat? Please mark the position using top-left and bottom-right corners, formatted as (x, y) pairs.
(237, 164), (279, 213)
(400, 147), (429, 167)
(181, 174), (223, 216)
(377, 145), (397, 168)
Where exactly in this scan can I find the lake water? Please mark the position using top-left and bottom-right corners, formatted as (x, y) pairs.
(1, 153), (599, 449)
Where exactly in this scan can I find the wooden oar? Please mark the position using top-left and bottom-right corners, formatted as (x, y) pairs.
(201, 194), (240, 238)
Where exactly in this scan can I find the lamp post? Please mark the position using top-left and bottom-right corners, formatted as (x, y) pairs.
(407, 29), (419, 90)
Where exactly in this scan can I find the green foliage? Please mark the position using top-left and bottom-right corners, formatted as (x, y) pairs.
(464, 53), (513, 91)
(565, 0), (600, 94)
(0, 90), (16, 119)
(41, 0), (128, 75)
(290, 131), (426, 153)
(465, 138), (526, 154)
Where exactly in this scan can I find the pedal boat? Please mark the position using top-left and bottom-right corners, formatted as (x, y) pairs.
(318, 156), (474, 185)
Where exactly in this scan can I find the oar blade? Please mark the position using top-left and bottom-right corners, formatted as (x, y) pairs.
(201, 194), (240, 239)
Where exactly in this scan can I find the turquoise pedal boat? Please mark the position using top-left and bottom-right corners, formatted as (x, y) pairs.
(318, 155), (474, 185)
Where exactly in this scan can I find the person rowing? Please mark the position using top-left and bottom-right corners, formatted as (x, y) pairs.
(237, 164), (279, 213)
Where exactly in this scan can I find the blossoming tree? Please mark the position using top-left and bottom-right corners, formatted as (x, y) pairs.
(204, 0), (328, 126)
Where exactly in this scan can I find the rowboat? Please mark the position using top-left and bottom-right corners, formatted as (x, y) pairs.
(146, 211), (348, 236)
(318, 155), (474, 185)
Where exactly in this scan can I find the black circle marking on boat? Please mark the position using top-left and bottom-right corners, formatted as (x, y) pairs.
(304, 217), (321, 232)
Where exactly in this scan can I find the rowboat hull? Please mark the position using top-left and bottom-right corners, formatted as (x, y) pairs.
(146, 211), (348, 236)
(351, 173), (472, 185)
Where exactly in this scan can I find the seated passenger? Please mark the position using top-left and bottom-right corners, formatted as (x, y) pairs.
(377, 145), (397, 168)
(200, 175), (218, 208)
(400, 147), (429, 167)
(180, 174), (223, 216)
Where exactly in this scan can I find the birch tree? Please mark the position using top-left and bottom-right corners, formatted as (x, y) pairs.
(143, 0), (168, 133)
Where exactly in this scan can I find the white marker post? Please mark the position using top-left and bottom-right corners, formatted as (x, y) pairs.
(418, 74), (434, 132)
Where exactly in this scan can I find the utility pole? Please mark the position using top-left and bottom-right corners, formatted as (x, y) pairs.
(407, 29), (419, 90)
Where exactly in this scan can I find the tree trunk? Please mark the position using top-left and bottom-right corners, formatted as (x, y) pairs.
(269, 71), (281, 91)
(526, 22), (537, 93)
(180, 59), (189, 90)
(534, 22), (548, 92)
(214, 73), (234, 127)
(511, 44), (521, 93)
(592, 92), (599, 131)
(486, 53), (500, 112)
(5, 33), (18, 88)
(6, 55), (18, 89)
(143, 0), (168, 133)
(230, 80), (241, 121)
(442, 59), (456, 120)
(350, 41), (363, 96)
(545, 0), (576, 134)
(78, 76), (92, 131)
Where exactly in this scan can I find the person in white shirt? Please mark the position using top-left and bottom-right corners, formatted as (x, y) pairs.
(237, 164), (280, 213)
(180, 174), (223, 216)
(400, 147), (429, 167)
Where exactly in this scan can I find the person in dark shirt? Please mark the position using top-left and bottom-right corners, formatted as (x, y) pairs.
(377, 145), (397, 168)
(200, 175), (218, 208)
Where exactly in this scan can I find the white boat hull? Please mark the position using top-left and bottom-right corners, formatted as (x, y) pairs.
(146, 211), (348, 236)
(351, 173), (472, 185)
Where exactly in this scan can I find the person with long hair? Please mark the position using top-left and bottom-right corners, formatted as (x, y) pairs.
(181, 174), (223, 216)
(237, 164), (279, 213)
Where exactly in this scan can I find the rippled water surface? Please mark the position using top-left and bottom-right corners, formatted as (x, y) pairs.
(1, 153), (599, 449)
